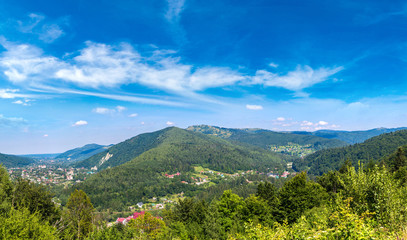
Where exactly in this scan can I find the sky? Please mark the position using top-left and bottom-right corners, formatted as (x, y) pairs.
(1, 0), (407, 154)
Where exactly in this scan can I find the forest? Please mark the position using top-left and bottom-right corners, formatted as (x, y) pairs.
(1, 146), (407, 239)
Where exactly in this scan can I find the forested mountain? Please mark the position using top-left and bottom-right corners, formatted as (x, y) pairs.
(294, 129), (407, 175)
(0, 153), (34, 168)
(187, 125), (347, 151)
(292, 127), (407, 144)
(55, 144), (111, 163)
(72, 127), (289, 209)
(74, 128), (173, 170)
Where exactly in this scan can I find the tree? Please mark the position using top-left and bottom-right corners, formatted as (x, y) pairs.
(278, 172), (328, 223)
(61, 189), (94, 239)
(12, 178), (60, 223)
(392, 147), (407, 172)
(0, 165), (12, 214)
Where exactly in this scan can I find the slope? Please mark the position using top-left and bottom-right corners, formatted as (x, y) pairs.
(187, 125), (347, 152)
(73, 127), (289, 209)
(73, 128), (169, 170)
(0, 153), (34, 168)
(294, 129), (407, 175)
(55, 144), (111, 163)
(291, 127), (407, 144)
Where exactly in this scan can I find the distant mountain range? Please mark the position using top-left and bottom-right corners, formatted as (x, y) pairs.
(291, 127), (407, 144)
(55, 144), (112, 163)
(294, 129), (407, 175)
(187, 125), (348, 151)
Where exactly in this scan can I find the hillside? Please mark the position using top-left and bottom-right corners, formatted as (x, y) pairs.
(187, 125), (347, 155)
(55, 144), (111, 163)
(294, 129), (407, 175)
(74, 128), (171, 170)
(0, 153), (34, 168)
(292, 127), (407, 144)
(73, 127), (289, 209)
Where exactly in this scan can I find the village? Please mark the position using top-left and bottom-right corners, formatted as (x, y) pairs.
(7, 165), (95, 186)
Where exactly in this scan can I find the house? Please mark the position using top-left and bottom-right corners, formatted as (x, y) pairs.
(116, 211), (146, 225)
(137, 202), (143, 208)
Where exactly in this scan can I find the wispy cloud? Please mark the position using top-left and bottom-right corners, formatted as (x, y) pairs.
(166, 121), (175, 126)
(165, 0), (187, 45)
(0, 114), (27, 128)
(73, 120), (88, 126)
(165, 0), (186, 22)
(17, 13), (65, 43)
(0, 89), (29, 99)
(129, 113), (138, 117)
(246, 104), (263, 110)
(253, 65), (344, 92)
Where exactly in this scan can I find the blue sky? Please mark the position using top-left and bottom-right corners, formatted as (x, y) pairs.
(1, 0), (407, 154)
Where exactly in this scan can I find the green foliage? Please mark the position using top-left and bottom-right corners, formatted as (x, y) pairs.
(12, 178), (60, 223)
(278, 172), (328, 223)
(0, 207), (58, 240)
(61, 189), (95, 239)
(294, 129), (407, 175)
(0, 165), (12, 214)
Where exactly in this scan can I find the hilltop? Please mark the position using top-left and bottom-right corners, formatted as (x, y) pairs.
(55, 144), (112, 163)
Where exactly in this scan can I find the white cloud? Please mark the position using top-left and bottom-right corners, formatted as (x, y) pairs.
(93, 107), (111, 114)
(318, 120), (329, 126)
(301, 121), (314, 126)
(253, 65), (344, 91)
(129, 113), (138, 117)
(165, 0), (186, 22)
(116, 106), (126, 112)
(269, 62), (278, 68)
(12, 99), (31, 106)
(0, 39), (344, 104)
(276, 117), (285, 121)
(166, 121), (175, 126)
(43, 134), (48, 137)
(246, 104), (263, 110)
(0, 89), (25, 99)
(73, 120), (88, 126)
(93, 106), (127, 115)
(0, 39), (65, 83)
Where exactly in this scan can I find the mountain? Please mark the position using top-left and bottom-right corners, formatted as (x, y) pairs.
(291, 127), (407, 144)
(72, 127), (289, 209)
(294, 129), (407, 175)
(55, 144), (111, 163)
(20, 153), (60, 160)
(187, 125), (347, 152)
(0, 153), (34, 168)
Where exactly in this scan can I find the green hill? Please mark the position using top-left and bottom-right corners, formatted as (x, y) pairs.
(0, 153), (34, 168)
(187, 125), (347, 153)
(73, 127), (289, 210)
(73, 128), (172, 170)
(55, 144), (111, 163)
(294, 129), (407, 175)
(291, 127), (407, 144)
